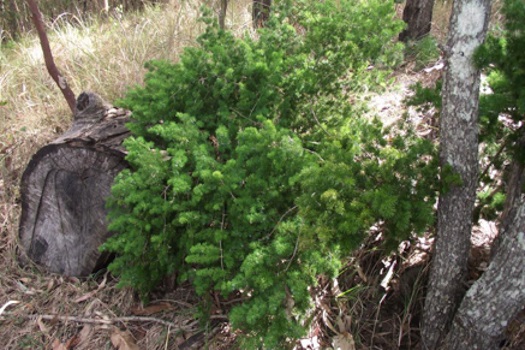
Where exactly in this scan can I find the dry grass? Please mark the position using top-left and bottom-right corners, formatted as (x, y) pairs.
(1, 1), (250, 349)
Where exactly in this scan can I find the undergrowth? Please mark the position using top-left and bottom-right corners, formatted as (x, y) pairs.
(101, 1), (438, 347)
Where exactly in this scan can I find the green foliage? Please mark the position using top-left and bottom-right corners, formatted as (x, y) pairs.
(404, 35), (441, 71)
(440, 164), (464, 194)
(102, 0), (436, 347)
(475, 0), (525, 148)
(406, 80), (442, 113)
(474, 189), (506, 222)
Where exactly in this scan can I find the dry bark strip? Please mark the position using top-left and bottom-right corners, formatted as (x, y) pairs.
(18, 92), (131, 276)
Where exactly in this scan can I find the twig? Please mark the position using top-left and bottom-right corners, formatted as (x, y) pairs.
(27, 0), (76, 114)
(0, 301), (20, 316)
(284, 236), (300, 272)
(18, 314), (190, 329)
(310, 107), (332, 137)
(478, 138), (508, 182)
(266, 205), (298, 238)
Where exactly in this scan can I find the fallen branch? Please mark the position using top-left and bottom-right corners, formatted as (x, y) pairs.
(7, 314), (194, 330)
(2, 313), (228, 330)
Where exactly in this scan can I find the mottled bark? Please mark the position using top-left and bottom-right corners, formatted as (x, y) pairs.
(18, 92), (131, 276)
(422, 0), (491, 348)
(253, 0), (272, 28)
(441, 195), (525, 349)
(399, 0), (435, 42)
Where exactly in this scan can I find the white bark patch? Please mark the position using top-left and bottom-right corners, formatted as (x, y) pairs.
(446, 0), (487, 122)
(456, 1), (486, 38)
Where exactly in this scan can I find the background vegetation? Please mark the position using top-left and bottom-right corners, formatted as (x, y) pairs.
(2, 0), (522, 349)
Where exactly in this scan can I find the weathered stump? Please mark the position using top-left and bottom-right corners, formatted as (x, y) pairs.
(19, 92), (131, 276)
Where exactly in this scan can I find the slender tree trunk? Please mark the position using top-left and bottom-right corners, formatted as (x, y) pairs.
(422, 0), (491, 348)
(501, 130), (525, 230)
(219, 0), (228, 30)
(27, 0), (77, 114)
(491, 130), (525, 258)
(441, 195), (525, 349)
(399, 0), (436, 42)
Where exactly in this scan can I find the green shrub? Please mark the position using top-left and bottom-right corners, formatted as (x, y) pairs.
(101, 0), (437, 347)
(404, 35), (441, 70)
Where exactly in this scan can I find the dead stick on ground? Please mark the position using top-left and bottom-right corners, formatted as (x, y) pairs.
(1, 312), (228, 329)
(14, 314), (192, 330)
(26, 0), (77, 114)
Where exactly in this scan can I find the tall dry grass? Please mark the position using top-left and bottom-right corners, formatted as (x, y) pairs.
(1, 3), (251, 347)
(1, 0), (252, 131)
(0, 0), (252, 235)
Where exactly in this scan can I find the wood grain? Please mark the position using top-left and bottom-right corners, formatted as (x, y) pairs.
(19, 92), (131, 276)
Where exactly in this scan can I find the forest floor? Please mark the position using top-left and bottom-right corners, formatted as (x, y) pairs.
(1, 1), (524, 349)
(2, 57), (522, 350)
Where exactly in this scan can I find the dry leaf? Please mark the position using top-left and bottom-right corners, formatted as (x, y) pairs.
(77, 325), (92, 346)
(46, 279), (55, 291)
(111, 328), (139, 350)
(36, 316), (49, 334)
(74, 290), (98, 303)
(51, 338), (67, 350)
(19, 277), (32, 284)
(75, 273), (108, 303)
(131, 302), (173, 316)
(65, 334), (80, 349)
(335, 314), (352, 333)
(332, 332), (356, 350)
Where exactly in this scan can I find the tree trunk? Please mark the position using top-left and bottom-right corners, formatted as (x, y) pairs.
(422, 0), (491, 348)
(399, 0), (435, 42)
(440, 195), (525, 349)
(18, 92), (131, 277)
(219, 0), (228, 30)
(253, 0), (271, 28)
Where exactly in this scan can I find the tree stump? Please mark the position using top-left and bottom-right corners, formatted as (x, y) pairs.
(18, 92), (131, 276)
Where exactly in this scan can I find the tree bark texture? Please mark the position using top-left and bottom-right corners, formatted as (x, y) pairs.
(219, 0), (228, 30)
(27, 0), (77, 114)
(441, 195), (525, 349)
(253, 0), (272, 28)
(399, 0), (435, 42)
(422, 0), (491, 348)
(18, 92), (131, 277)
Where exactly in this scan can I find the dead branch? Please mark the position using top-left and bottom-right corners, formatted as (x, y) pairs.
(19, 314), (195, 330)
(26, 0), (76, 114)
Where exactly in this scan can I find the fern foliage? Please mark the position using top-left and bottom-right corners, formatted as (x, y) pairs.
(101, 0), (437, 347)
